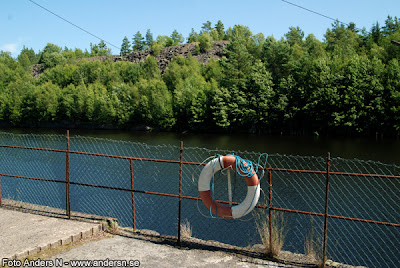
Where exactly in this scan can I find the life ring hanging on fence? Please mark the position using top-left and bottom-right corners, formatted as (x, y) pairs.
(198, 155), (260, 219)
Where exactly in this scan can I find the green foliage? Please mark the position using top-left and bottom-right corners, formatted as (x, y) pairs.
(120, 36), (132, 55)
(201, 21), (212, 33)
(221, 27), (254, 90)
(156, 35), (173, 47)
(188, 28), (200, 43)
(41, 52), (67, 68)
(2, 17), (400, 135)
(90, 41), (111, 56)
(132, 31), (145, 51)
(170, 29), (184, 46)
(145, 29), (154, 50)
(215, 20), (226, 40)
(18, 46), (38, 65)
(198, 32), (213, 52)
(285, 26), (304, 46)
(151, 41), (165, 56)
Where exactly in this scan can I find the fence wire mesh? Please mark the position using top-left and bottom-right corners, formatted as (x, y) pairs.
(0, 132), (399, 268)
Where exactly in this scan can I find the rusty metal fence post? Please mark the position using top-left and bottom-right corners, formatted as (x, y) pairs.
(0, 175), (2, 207)
(177, 141), (183, 246)
(66, 130), (71, 219)
(268, 168), (273, 251)
(322, 152), (331, 267)
(130, 159), (136, 230)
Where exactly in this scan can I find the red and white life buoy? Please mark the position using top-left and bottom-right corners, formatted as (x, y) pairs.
(198, 155), (260, 219)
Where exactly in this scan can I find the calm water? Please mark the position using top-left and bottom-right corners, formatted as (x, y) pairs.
(1, 127), (400, 165)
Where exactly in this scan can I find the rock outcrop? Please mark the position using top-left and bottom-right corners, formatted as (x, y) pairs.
(31, 41), (229, 77)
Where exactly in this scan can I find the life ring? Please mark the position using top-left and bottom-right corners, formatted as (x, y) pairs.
(198, 155), (260, 219)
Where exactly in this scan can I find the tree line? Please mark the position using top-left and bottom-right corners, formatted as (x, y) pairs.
(0, 17), (400, 136)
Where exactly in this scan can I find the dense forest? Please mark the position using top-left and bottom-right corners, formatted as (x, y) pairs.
(1, 18), (400, 136)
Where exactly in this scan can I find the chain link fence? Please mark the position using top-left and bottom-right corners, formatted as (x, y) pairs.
(0, 132), (399, 267)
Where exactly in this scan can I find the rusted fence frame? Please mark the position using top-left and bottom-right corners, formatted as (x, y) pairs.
(0, 143), (398, 220)
(130, 159), (136, 230)
(323, 153), (331, 267)
(177, 141), (184, 246)
(0, 144), (399, 221)
(2, 169), (399, 227)
(1, 143), (399, 180)
(0, 175), (2, 207)
(0, 135), (399, 268)
(66, 130), (71, 219)
(268, 168), (273, 252)
(2, 142), (399, 181)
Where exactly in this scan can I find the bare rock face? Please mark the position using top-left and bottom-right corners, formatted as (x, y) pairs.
(31, 41), (229, 77)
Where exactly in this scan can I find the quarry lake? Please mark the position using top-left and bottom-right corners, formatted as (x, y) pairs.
(0, 128), (399, 267)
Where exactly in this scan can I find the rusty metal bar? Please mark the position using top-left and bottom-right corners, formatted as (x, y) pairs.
(268, 168), (273, 252)
(271, 207), (400, 227)
(66, 130), (71, 219)
(1, 143), (400, 180)
(177, 141), (183, 246)
(0, 173), (66, 183)
(0, 144), (67, 153)
(0, 175), (2, 207)
(130, 159), (136, 230)
(271, 167), (400, 180)
(2, 169), (399, 228)
(323, 152), (331, 267)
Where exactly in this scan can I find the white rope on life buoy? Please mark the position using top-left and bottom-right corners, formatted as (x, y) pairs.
(198, 155), (260, 219)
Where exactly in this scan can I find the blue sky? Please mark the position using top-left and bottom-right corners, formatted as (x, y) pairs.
(1, 0), (399, 58)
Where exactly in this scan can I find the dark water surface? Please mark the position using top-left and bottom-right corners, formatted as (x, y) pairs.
(1, 128), (400, 165)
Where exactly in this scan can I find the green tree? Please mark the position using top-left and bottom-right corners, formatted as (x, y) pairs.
(74, 48), (86, 59)
(41, 52), (66, 68)
(114, 61), (144, 84)
(210, 86), (231, 129)
(384, 58), (400, 132)
(156, 35), (173, 47)
(305, 34), (326, 58)
(173, 74), (208, 130)
(18, 53), (31, 71)
(201, 21), (212, 33)
(18, 46), (38, 65)
(163, 55), (202, 91)
(262, 36), (293, 84)
(198, 32), (213, 52)
(120, 36), (132, 55)
(135, 78), (175, 129)
(245, 60), (274, 131)
(151, 41), (164, 56)
(143, 56), (161, 79)
(145, 29), (154, 49)
(325, 21), (361, 57)
(170, 29), (184, 46)
(132, 31), (145, 51)
(188, 28), (199, 43)
(221, 25), (254, 90)
(215, 20), (225, 40)
(90, 41), (111, 56)
(285, 26), (304, 46)
(38, 43), (62, 64)
(371, 22), (383, 44)
(203, 58), (223, 83)
(382, 16), (400, 36)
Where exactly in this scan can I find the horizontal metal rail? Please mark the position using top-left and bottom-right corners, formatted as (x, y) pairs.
(271, 207), (400, 227)
(1, 144), (399, 180)
(1, 171), (398, 227)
